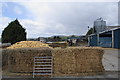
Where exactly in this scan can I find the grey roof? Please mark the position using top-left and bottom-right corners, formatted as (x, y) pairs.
(88, 27), (120, 37)
(99, 27), (120, 34)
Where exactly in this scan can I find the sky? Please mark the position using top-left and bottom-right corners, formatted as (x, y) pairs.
(0, 0), (119, 38)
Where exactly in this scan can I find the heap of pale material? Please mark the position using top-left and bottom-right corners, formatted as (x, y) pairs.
(7, 41), (51, 49)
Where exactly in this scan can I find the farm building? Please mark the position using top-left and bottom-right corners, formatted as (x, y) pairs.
(88, 27), (120, 49)
(37, 37), (47, 43)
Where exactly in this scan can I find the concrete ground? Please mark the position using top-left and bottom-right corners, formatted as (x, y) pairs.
(2, 71), (119, 78)
(102, 48), (119, 71)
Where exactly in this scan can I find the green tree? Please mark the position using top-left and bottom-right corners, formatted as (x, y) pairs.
(93, 26), (97, 33)
(2, 19), (27, 44)
(71, 35), (76, 37)
(86, 28), (94, 35)
(53, 36), (61, 41)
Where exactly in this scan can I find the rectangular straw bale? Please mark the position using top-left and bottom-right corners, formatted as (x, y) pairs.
(53, 48), (76, 74)
(74, 48), (105, 73)
(4, 47), (52, 73)
(2, 49), (10, 70)
(53, 47), (105, 77)
(49, 42), (68, 48)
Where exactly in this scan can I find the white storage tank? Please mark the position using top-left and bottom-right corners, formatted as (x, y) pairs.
(94, 17), (106, 33)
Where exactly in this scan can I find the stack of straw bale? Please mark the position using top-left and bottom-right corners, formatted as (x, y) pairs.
(52, 47), (105, 76)
(2, 48), (52, 73)
(2, 49), (9, 70)
(3, 46), (105, 77)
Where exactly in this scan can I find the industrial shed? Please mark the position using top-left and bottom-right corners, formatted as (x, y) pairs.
(88, 28), (120, 49)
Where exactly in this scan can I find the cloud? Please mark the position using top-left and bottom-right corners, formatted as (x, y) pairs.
(20, 19), (70, 38)
(19, 19), (47, 38)
(14, 6), (22, 15)
(1, 2), (118, 38)
(0, 16), (12, 36)
(0, 17), (12, 29)
(19, 2), (118, 34)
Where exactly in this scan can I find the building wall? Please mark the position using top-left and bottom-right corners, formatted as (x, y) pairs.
(89, 28), (120, 49)
(99, 31), (112, 48)
(99, 37), (112, 48)
(89, 35), (97, 46)
(114, 29), (120, 49)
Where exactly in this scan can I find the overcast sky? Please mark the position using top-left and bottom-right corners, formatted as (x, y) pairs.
(0, 0), (119, 38)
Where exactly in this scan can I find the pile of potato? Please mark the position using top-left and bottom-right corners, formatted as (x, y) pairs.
(7, 41), (51, 49)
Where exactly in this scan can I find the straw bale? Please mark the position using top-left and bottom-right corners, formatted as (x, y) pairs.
(2, 49), (10, 70)
(3, 48), (53, 73)
(75, 48), (104, 73)
(53, 48), (76, 74)
(48, 42), (68, 48)
(3, 46), (105, 77)
(52, 47), (105, 76)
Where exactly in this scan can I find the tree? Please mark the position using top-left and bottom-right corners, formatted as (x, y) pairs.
(2, 19), (27, 44)
(53, 36), (61, 41)
(86, 28), (94, 35)
(93, 26), (97, 33)
(71, 35), (76, 37)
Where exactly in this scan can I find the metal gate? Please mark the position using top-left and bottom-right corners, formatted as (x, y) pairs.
(33, 56), (53, 78)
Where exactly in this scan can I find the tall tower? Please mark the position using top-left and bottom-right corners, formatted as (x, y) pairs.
(94, 17), (106, 33)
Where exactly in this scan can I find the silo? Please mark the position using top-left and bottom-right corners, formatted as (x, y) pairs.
(94, 17), (106, 33)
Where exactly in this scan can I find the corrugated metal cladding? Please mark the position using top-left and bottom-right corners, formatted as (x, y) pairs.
(88, 28), (120, 49)
(99, 31), (112, 48)
(89, 35), (97, 46)
(99, 37), (112, 48)
(113, 28), (120, 48)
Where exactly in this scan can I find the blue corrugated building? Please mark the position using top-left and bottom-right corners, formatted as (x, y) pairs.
(88, 27), (120, 49)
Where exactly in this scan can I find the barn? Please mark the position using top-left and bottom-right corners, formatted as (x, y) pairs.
(88, 27), (120, 49)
